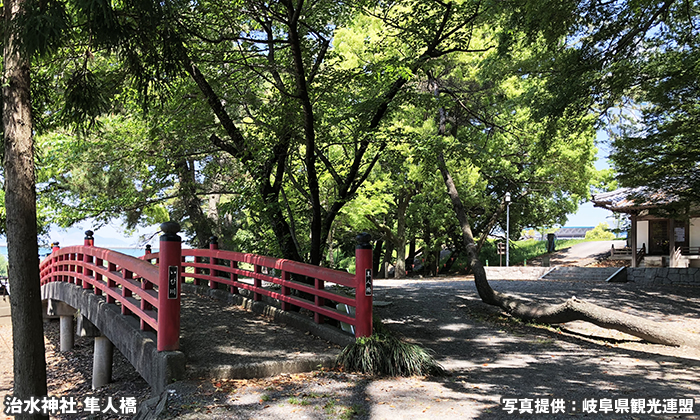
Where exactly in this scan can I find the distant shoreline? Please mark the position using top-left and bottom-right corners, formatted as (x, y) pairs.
(0, 245), (159, 258)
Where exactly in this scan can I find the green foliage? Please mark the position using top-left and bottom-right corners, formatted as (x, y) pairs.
(585, 223), (616, 241)
(28, 0), (601, 267)
(500, 1), (700, 205)
(336, 319), (445, 376)
(611, 34), (700, 203)
(60, 67), (113, 131)
(590, 169), (619, 194)
(0, 254), (7, 277)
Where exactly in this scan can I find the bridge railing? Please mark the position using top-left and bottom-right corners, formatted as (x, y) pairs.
(40, 245), (160, 330)
(41, 224), (373, 354)
(40, 226), (181, 352)
(145, 234), (374, 338)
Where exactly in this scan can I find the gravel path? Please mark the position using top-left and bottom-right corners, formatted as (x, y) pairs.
(2, 277), (700, 419)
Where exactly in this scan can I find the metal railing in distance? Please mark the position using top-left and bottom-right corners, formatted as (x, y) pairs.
(636, 244), (646, 267)
(680, 246), (700, 255)
(178, 234), (374, 338)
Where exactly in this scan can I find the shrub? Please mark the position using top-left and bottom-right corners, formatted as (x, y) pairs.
(336, 319), (445, 376)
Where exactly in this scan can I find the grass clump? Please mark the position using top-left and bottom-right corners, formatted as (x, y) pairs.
(288, 397), (310, 405)
(336, 319), (445, 376)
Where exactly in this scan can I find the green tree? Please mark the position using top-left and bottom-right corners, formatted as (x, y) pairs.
(585, 223), (616, 241)
(447, 0), (700, 348)
(34, 0), (513, 266)
(610, 36), (700, 202)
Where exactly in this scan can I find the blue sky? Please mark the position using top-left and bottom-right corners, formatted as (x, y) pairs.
(40, 222), (161, 249)
(563, 130), (615, 227)
(565, 202), (614, 227)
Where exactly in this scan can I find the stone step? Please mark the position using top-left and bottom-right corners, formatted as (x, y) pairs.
(540, 267), (621, 282)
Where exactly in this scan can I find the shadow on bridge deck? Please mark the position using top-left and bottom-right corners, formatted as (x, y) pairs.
(179, 288), (346, 380)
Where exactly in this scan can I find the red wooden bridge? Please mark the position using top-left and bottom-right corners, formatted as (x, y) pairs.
(39, 222), (373, 392)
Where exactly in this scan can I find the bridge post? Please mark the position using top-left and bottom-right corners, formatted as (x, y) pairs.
(209, 236), (219, 290)
(59, 315), (74, 352)
(83, 230), (94, 290)
(158, 221), (182, 351)
(354, 233), (373, 338)
(84, 230), (94, 247)
(49, 242), (59, 282)
(51, 242), (61, 282)
(92, 335), (114, 389)
(47, 299), (76, 351)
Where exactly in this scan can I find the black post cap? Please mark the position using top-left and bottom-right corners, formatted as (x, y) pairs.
(160, 221), (181, 234)
(160, 221), (181, 242)
(356, 232), (372, 249)
(209, 236), (218, 245)
(84, 230), (94, 239)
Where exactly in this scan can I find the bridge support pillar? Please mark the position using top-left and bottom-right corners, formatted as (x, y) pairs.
(48, 299), (77, 352)
(92, 335), (114, 389)
(59, 315), (74, 352)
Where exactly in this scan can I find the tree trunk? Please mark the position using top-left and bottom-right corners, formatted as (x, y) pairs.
(175, 158), (212, 248)
(3, 0), (49, 416)
(381, 241), (394, 279)
(422, 217), (435, 276)
(207, 193), (220, 223)
(436, 151), (700, 348)
(326, 223), (335, 268)
(394, 190), (412, 278)
(406, 239), (416, 274)
(372, 239), (384, 277)
(433, 249), (440, 276)
(395, 243), (407, 279)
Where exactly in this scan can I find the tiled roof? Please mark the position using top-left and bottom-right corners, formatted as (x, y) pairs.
(591, 187), (679, 212)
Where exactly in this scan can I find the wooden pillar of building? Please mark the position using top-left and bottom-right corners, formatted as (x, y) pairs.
(631, 213), (638, 268)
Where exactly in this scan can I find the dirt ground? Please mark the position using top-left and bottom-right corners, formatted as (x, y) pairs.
(2, 277), (700, 419)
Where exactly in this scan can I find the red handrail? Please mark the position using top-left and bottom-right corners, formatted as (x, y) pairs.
(176, 242), (373, 337)
(39, 227), (373, 347)
(39, 246), (164, 345)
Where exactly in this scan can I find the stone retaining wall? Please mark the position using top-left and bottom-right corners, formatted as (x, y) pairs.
(627, 267), (700, 287)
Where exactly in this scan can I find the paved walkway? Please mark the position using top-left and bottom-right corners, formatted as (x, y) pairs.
(370, 277), (700, 417)
(174, 276), (700, 389)
(0, 297), (10, 327)
(179, 289), (344, 380)
(5, 274), (700, 419)
(162, 277), (700, 419)
(529, 240), (627, 266)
